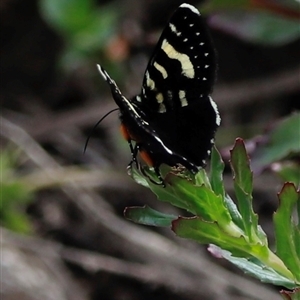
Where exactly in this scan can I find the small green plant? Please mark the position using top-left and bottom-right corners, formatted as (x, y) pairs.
(0, 149), (33, 233)
(124, 138), (300, 296)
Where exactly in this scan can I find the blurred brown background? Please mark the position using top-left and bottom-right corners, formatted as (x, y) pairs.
(1, 0), (299, 299)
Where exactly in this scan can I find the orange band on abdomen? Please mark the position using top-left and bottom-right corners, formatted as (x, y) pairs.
(120, 123), (131, 141)
(139, 150), (154, 167)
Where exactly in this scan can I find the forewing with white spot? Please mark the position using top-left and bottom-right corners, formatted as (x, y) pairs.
(139, 3), (216, 113)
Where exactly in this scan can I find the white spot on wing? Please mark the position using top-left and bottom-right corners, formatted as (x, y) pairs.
(156, 93), (166, 113)
(183, 38), (188, 42)
(179, 90), (188, 107)
(180, 3), (200, 15)
(169, 23), (182, 36)
(169, 23), (176, 32)
(200, 42), (204, 46)
(205, 53), (209, 56)
(159, 103), (166, 113)
(161, 39), (195, 79)
(189, 24), (194, 27)
(145, 71), (155, 90)
(203, 77), (207, 81)
(136, 95), (141, 102)
(154, 62), (168, 79)
(209, 96), (221, 126)
(156, 93), (164, 103)
(205, 65), (209, 68)
(155, 93), (167, 113)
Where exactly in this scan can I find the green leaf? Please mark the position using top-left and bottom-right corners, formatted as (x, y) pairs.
(2, 210), (32, 234)
(209, 147), (248, 232)
(209, 147), (246, 230)
(172, 217), (268, 258)
(0, 149), (33, 233)
(0, 182), (31, 208)
(69, 7), (118, 52)
(40, 0), (94, 34)
(129, 167), (151, 188)
(230, 138), (260, 242)
(209, 245), (296, 289)
(223, 194), (244, 233)
(194, 168), (211, 187)
(128, 142), (299, 288)
(230, 138), (253, 195)
(252, 113), (300, 172)
(210, 146), (226, 198)
(124, 205), (177, 227)
(138, 170), (197, 213)
(274, 183), (300, 281)
(148, 172), (233, 227)
(39, 0), (119, 71)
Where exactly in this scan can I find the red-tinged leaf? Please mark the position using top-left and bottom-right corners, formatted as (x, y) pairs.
(280, 288), (300, 300)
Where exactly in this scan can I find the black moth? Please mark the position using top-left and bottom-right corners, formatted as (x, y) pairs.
(98, 3), (220, 185)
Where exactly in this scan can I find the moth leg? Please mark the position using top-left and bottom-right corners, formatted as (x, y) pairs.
(140, 165), (165, 187)
(154, 167), (165, 187)
(128, 143), (165, 187)
(127, 141), (139, 170)
(120, 123), (139, 169)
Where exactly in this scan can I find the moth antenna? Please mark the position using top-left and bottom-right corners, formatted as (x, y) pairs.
(84, 108), (119, 153)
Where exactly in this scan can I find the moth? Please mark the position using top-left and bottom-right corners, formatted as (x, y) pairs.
(98, 3), (220, 184)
